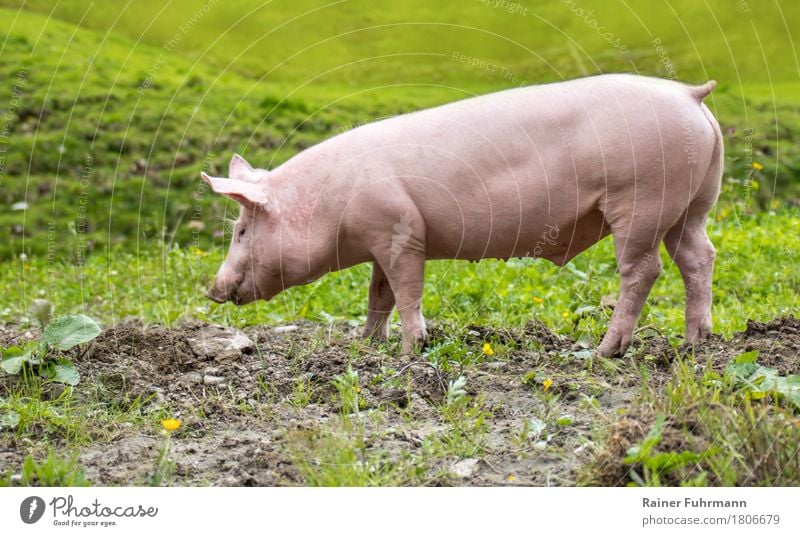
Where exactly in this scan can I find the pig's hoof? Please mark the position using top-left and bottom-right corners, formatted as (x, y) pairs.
(685, 324), (712, 343)
(361, 329), (388, 343)
(596, 336), (631, 358)
(400, 331), (428, 355)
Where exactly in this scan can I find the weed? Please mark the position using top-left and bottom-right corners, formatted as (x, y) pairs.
(0, 451), (91, 487)
(332, 367), (362, 416)
(149, 419), (181, 487)
(0, 301), (101, 387)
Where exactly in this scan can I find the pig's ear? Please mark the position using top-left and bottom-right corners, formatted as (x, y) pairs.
(201, 172), (270, 209)
(229, 153), (258, 182)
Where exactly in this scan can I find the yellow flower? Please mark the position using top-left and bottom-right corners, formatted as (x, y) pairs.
(160, 418), (181, 432)
(562, 311), (570, 318)
(482, 342), (494, 356)
(771, 200), (780, 210)
(507, 474), (517, 482)
(542, 378), (554, 392)
(190, 246), (208, 257)
(751, 161), (764, 171)
(533, 296), (544, 304)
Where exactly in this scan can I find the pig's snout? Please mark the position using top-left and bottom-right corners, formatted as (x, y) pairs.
(205, 267), (244, 304)
(204, 287), (229, 304)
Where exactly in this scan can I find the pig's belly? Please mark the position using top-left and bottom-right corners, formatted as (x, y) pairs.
(422, 205), (610, 265)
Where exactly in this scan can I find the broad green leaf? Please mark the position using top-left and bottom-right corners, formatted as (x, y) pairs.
(52, 360), (81, 386)
(731, 362), (800, 411)
(750, 366), (800, 411)
(2, 345), (24, 357)
(1, 355), (26, 374)
(0, 411), (20, 429)
(42, 314), (102, 351)
(725, 350), (759, 380)
(735, 350), (760, 364)
(0, 347), (39, 375)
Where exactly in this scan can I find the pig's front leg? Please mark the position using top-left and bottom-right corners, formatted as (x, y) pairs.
(386, 251), (427, 354)
(374, 248), (427, 354)
(362, 262), (396, 341)
(597, 239), (663, 357)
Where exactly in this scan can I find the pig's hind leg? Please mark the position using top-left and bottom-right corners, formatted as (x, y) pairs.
(597, 228), (664, 358)
(362, 262), (396, 341)
(663, 202), (717, 344)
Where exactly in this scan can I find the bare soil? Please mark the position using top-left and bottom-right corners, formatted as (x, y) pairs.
(1, 316), (798, 486)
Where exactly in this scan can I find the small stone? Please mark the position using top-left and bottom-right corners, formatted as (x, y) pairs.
(203, 375), (226, 386)
(451, 458), (479, 478)
(183, 372), (203, 385)
(273, 325), (299, 334)
(187, 329), (254, 361)
(228, 332), (253, 352)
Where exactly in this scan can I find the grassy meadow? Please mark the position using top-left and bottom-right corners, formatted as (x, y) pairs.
(0, 1), (799, 486)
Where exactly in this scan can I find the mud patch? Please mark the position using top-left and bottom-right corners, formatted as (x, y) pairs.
(1, 317), (798, 486)
(704, 317), (800, 374)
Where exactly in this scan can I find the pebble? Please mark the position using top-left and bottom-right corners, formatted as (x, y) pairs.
(203, 375), (226, 386)
(451, 458), (479, 478)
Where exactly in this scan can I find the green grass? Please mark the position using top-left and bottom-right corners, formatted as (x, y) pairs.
(1, 211), (797, 342)
(1, 4), (799, 261)
(583, 355), (800, 486)
(4, 0), (799, 88)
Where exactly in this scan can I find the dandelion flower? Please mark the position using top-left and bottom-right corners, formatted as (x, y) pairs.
(752, 162), (764, 171)
(562, 311), (570, 318)
(161, 418), (181, 432)
(533, 296), (544, 304)
(482, 342), (494, 356)
(543, 378), (553, 392)
(507, 474), (517, 482)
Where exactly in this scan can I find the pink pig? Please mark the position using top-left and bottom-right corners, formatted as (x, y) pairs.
(202, 74), (722, 357)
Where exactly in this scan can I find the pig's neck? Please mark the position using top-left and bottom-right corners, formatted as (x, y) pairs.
(268, 152), (353, 279)
(269, 150), (331, 225)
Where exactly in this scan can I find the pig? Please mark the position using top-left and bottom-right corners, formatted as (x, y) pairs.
(202, 73), (722, 357)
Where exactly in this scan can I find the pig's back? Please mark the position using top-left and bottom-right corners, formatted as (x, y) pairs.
(309, 75), (718, 261)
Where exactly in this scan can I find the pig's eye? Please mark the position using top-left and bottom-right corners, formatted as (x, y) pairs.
(237, 227), (246, 238)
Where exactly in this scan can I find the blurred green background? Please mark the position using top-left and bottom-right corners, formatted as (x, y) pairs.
(0, 0), (797, 262)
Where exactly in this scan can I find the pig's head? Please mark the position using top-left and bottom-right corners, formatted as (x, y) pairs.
(201, 154), (282, 305)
